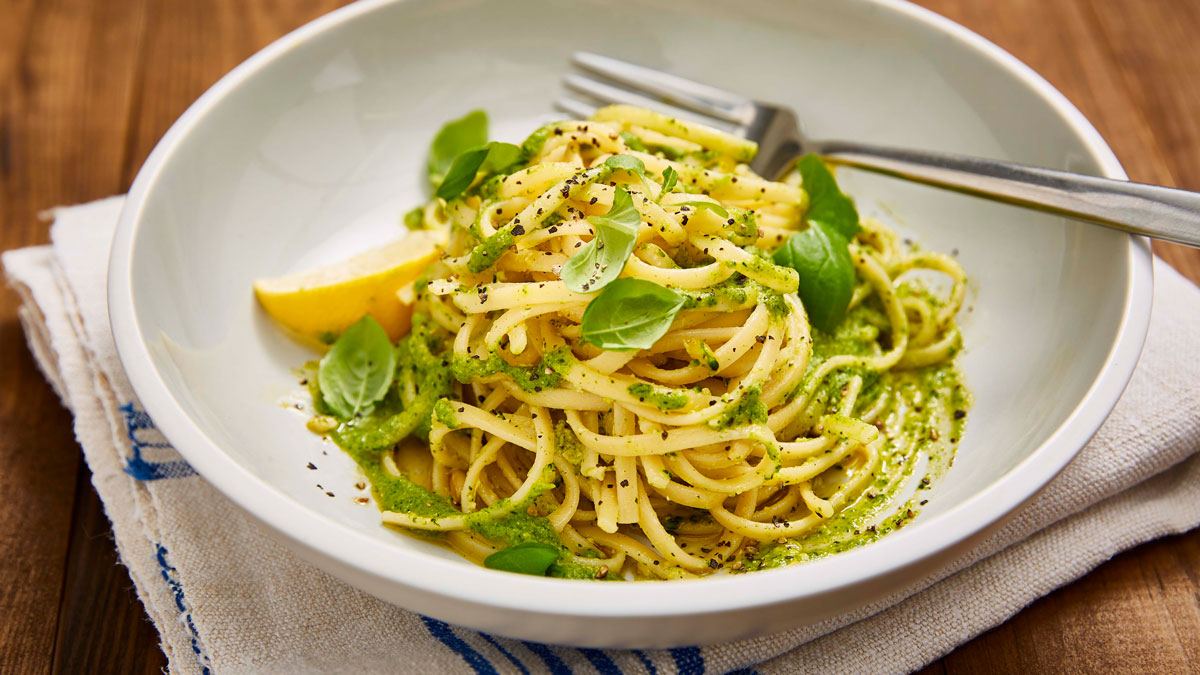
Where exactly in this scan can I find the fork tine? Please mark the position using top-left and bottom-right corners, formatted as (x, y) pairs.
(554, 97), (597, 119)
(571, 52), (755, 125)
(564, 74), (681, 115)
(563, 75), (729, 129)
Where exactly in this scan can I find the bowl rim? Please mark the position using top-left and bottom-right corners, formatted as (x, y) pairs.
(108, 0), (1154, 620)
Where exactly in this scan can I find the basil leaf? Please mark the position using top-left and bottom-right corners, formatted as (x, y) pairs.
(318, 315), (397, 419)
(435, 146), (489, 200)
(658, 166), (678, 202)
(796, 154), (859, 240)
(580, 278), (686, 351)
(773, 222), (855, 333)
(769, 155), (860, 330)
(677, 200), (729, 218)
(606, 153), (652, 194)
(605, 153), (646, 176)
(428, 110), (487, 186)
(330, 317), (450, 448)
(482, 141), (523, 174)
(483, 541), (560, 576)
(619, 131), (648, 152)
(436, 142), (523, 201)
(618, 131), (685, 160)
(562, 187), (640, 293)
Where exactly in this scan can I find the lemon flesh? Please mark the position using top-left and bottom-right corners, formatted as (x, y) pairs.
(254, 231), (442, 346)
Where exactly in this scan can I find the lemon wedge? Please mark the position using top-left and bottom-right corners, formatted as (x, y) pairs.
(254, 231), (442, 346)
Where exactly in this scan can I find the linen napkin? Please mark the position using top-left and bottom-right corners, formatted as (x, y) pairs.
(4, 196), (1199, 675)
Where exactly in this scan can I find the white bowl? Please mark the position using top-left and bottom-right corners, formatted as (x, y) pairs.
(108, 0), (1153, 647)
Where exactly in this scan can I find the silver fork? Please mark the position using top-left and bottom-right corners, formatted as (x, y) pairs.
(559, 52), (1200, 248)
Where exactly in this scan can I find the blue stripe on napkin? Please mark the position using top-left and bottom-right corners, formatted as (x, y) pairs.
(422, 616), (500, 674)
(120, 402), (195, 480)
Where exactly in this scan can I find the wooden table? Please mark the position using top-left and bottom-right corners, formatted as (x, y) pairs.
(1, 1), (1197, 672)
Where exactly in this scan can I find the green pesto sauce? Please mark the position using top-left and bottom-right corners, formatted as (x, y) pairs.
(467, 229), (514, 274)
(812, 304), (885, 359)
(800, 303), (887, 404)
(465, 166), (612, 274)
(554, 420), (584, 465)
(450, 347), (569, 393)
(710, 386), (767, 429)
(403, 206), (425, 230)
(761, 288), (790, 318)
(476, 174), (506, 201)
(316, 314), (600, 579)
(731, 302), (969, 571)
(677, 278), (790, 318)
(521, 123), (558, 158)
(467, 505), (600, 580)
(742, 311), (969, 571)
(680, 279), (751, 309)
(331, 318), (451, 451)
(331, 390), (410, 450)
(432, 398), (459, 429)
(339, 440), (600, 579)
(352, 446), (460, 519)
(539, 346), (576, 378)
(313, 261), (964, 578)
(733, 255), (797, 294)
(693, 340), (719, 371)
(627, 382), (688, 411)
(304, 362), (329, 414)
(723, 208), (758, 246)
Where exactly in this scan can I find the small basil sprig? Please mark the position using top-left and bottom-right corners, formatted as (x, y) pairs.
(605, 153), (652, 194)
(318, 315), (397, 419)
(658, 166), (678, 202)
(773, 223), (854, 332)
(618, 131), (684, 160)
(435, 141), (523, 200)
(619, 131), (648, 152)
(428, 110), (487, 186)
(482, 142), (523, 173)
(677, 200), (729, 218)
(562, 187), (640, 293)
(772, 154), (861, 332)
(483, 541), (560, 576)
(796, 153), (859, 239)
(605, 153), (646, 176)
(580, 278), (686, 351)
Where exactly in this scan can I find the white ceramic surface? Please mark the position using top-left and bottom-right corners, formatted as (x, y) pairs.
(108, 0), (1153, 647)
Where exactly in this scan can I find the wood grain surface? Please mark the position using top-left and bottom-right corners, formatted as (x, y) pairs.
(0, 1), (1197, 672)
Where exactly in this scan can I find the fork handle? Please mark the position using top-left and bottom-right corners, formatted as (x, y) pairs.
(813, 140), (1200, 247)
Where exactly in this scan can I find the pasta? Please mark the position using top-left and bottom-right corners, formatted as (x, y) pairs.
(286, 106), (969, 580)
